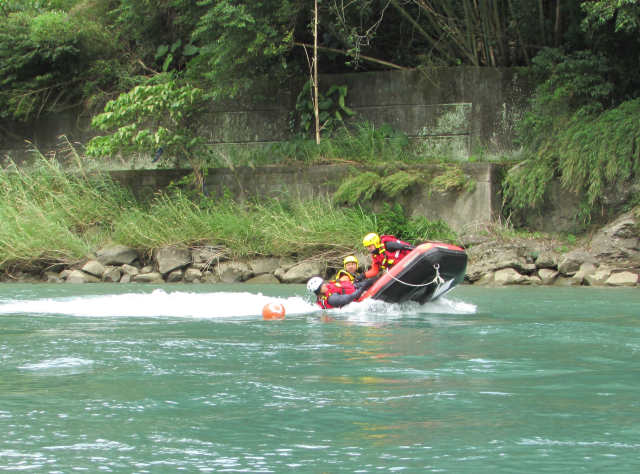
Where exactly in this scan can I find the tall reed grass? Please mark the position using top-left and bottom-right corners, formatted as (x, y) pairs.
(0, 156), (403, 271)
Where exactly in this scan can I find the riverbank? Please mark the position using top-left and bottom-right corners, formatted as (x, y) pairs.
(3, 208), (638, 288)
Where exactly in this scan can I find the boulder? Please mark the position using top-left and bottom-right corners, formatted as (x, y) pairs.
(245, 274), (280, 284)
(249, 257), (281, 275)
(121, 264), (139, 276)
(184, 268), (202, 283)
(45, 271), (63, 283)
(605, 271), (638, 287)
(66, 269), (100, 283)
(277, 260), (326, 283)
(82, 260), (106, 278)
(494, 268), (527, 285)
(216, 261), (252, 283)
(102, 266), (122, 282)
(584, 266), (612, 286)
(557, 250), (595, 276)
(589, 210), (640, 263)
(553, 275), (581, 286)
(475, 271), (495, 286)
(534, 250), (558, 269)
(154, 246), (191, 275)
(133, 272), (164, 283)
(573, 262), (597, 285)
(96, 244), (138, 266)
(538, 268), (558, 285)
(166, 269), (184, 282)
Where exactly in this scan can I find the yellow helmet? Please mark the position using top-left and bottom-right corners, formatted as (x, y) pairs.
(362, 232), (381, 248)
(343, 255), (358, 267)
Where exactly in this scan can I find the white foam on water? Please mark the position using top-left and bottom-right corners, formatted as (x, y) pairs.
(0, 289), (317, 319)
(324, 294), (477, 325)
(19, 357), (94, 371)
(0, 288), (475, 322)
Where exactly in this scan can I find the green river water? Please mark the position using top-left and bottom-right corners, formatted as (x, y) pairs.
(0, 283), (638, 472)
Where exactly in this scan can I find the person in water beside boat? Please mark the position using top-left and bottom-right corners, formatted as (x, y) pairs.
(362, 232), (415, 278)
(334, 255), (362, 282)
(307, 275), (376, 309)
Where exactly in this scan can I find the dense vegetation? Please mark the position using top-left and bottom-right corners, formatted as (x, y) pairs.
(0, 156), (457, 272)
(1, 0), (639, 243)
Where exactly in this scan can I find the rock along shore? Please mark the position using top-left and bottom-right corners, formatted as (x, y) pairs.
(2, 210), (639, 288)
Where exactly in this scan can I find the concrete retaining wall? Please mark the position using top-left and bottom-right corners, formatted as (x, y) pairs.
(1, 68), (530, 163)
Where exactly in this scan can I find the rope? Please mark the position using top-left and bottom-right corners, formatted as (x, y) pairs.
(385, 264), (445, 288)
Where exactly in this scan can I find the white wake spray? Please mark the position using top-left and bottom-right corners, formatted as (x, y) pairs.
(0, 289), (316, 319)
(0, 288), (475, 320)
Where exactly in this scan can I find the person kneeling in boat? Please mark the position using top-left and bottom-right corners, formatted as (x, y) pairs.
(334, 255), (362, 282)
(307, 276), (375, 309)
(362, 232), (415, 278)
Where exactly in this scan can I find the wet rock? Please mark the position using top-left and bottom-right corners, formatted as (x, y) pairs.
(133, 272), (164, 283)
(166, 269), (184, 282)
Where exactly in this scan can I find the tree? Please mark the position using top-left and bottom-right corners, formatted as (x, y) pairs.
(86, 74), (209, 189)
(0, 4), (114, 120)
(187, 0), (301, 100)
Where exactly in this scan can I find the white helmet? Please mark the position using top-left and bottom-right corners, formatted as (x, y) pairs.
(306, 276), (324, 294)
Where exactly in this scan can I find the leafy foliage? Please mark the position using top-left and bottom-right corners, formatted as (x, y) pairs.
(86, 75), (207, 169)
(504, 98), (640, 224)
(188, 0), (300, 99)
(0, 6), (114, 120)
(294, 82), (355, 135)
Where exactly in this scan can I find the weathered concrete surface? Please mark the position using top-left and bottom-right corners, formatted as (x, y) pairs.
(1, 68), (529, 163)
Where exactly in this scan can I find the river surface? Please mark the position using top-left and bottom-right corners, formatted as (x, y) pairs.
(0, 283), (638, 472)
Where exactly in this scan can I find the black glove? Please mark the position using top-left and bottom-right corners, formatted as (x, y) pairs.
(404, 245), (415, 251)
(354, 273), (364, 282)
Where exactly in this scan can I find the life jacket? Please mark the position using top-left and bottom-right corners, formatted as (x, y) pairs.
(334, 269), (356, 282)
(317, 280), (356, 309)
(370, 235), (412, 270)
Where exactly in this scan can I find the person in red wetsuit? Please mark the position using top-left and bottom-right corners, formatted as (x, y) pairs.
(334, 255), (362, 282)
(306, 276), (375, 309)
(362, 232), (414, 278)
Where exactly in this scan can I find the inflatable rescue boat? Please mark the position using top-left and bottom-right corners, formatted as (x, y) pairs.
(357, 242), (467, 304)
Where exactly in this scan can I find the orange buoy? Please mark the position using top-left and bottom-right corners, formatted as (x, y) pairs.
(262, 302), (285, 320)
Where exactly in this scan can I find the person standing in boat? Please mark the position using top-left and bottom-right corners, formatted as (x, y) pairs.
(362, 232), (415, 278)
(306, 276), (375, 309)
(334, 255), (362, 282)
